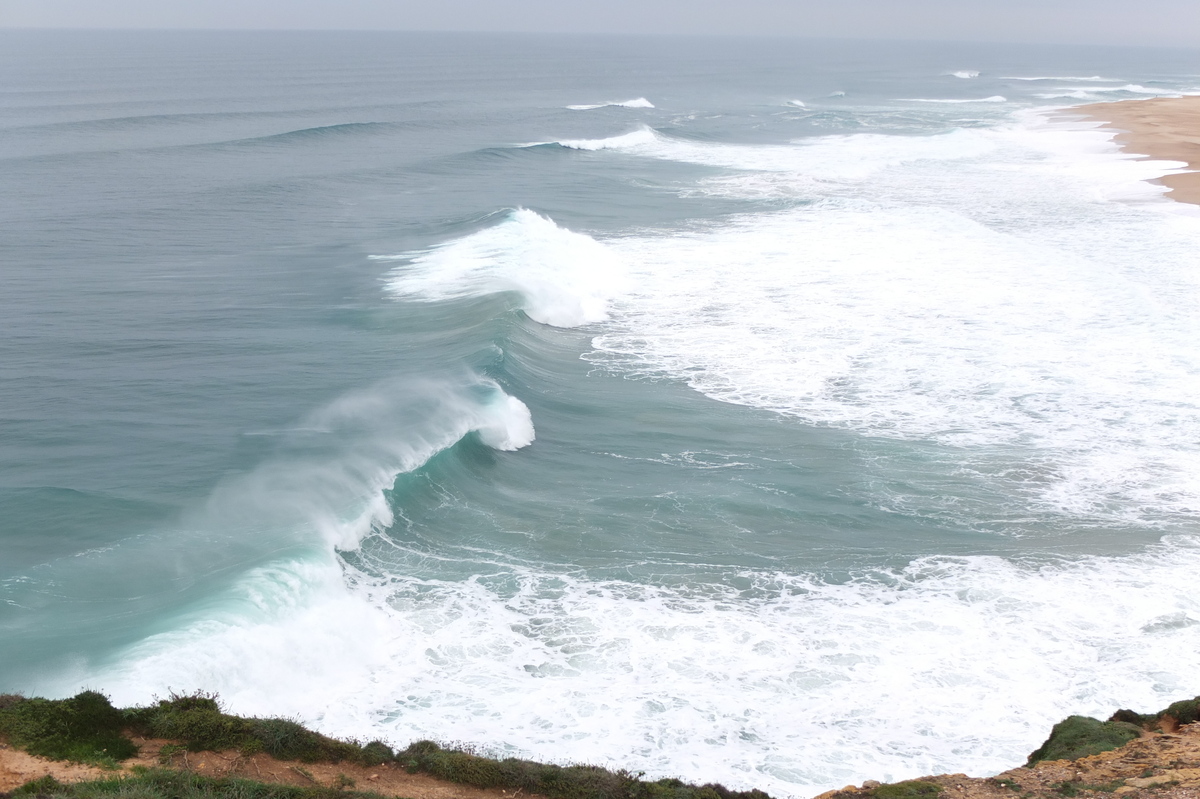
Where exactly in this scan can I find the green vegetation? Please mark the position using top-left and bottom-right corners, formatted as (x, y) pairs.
(1109, 695), (1200, 732)
(394, 740), (769, 799)
(1, 693), (771, 799)
(2, 769), (384, 799)
(863, 782), (942, 799)
(1026, 716), (1141, 766)
(1157, 697), (1200, 726)
(0, 691), (137, 768)
(125, 693), (392, 765)
(0, 691), (394, 768)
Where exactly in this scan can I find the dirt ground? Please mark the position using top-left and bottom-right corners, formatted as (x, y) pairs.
(818, 722), (1200, 799)
(1, 737), (535, 799)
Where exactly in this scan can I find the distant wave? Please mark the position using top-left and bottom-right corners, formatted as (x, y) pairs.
(548, 128), (659, 151)
(566, 97), (655, 110)
(902, 96), (1008, 103)
(224, 122), (389, 146)
(524, 125), (996, 183)
(786, 99), (807, 108)
(1005, 76), (1120, 82)
(950, 70), (980, 79)
(1035, 84), (1178, 100)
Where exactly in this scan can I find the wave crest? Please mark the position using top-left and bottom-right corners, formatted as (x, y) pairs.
(379, 208), (628, 328)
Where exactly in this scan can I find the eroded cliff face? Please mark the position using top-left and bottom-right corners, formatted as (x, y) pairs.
(820, 719), (1200, 799)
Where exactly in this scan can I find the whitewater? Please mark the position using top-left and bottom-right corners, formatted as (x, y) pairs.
(1, 30), (1199, 799)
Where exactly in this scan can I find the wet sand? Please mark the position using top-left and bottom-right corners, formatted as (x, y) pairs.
(1075, 97), (1200, 206)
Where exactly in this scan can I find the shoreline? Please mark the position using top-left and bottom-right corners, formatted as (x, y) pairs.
(1074, 96), (1200, 206)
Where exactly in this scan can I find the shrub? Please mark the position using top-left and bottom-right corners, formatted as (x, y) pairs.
(394, 741), (771, 799)
(123, 693), (386, 766)
(1026, 716), (1141, 765)
(0, 691), (137, 767)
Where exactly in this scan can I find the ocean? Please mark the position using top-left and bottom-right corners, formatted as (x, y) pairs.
(2, 29), (1199, 797)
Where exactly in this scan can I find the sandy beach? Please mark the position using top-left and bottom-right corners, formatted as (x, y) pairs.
(1077, 96), (1200, 205)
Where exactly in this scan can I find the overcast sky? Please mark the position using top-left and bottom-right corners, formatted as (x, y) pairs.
(2, 0), (1199, 47)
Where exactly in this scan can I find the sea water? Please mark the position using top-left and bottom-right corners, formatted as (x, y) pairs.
(2, 30), (1199, 797)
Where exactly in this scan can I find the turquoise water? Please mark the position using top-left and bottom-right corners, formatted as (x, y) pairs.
(2, 30), (1200, 796)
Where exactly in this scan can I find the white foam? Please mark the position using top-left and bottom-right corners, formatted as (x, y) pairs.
(407, 115), (1200, 525)
(787, 100), (807, 108)
(541, 126), (997, 180)
(582, 118), (1200, 523)
(1036, 84), (1177, 101)
(567, 97), (655, 110)
(88, 537), (1200, 798)
(902, 95), (1008, 103)
(379, 208), (629, 328)
(951, 71), (980, 79)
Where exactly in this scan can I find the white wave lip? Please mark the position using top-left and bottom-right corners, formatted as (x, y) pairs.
(567, 97), (655, 110)
(379, 208), (630, 328)
(951, 70), (980, 78)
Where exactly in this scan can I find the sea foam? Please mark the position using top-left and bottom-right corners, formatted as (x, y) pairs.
(91, 536), (1200, 798)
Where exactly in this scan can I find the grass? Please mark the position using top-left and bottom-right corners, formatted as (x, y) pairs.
(1026, 717), (1142, 766)
(1026, 693), (1200, 766)
(1, 769), (386, 799)
(124, 693), (392, 765)
(864, 782), (942, 799)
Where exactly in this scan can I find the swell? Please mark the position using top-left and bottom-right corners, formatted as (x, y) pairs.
(0, 121), (399, 165)
(0, 372), (534, 691)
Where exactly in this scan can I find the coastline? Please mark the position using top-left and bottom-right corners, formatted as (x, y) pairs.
(1074, 96), (1200, 205)
(2, 692), (1199, 799)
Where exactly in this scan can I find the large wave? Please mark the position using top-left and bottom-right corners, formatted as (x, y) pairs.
(377, 209), (630, 328)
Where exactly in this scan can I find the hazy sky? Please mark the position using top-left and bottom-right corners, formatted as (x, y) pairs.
(2, 0), (1200, 47)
